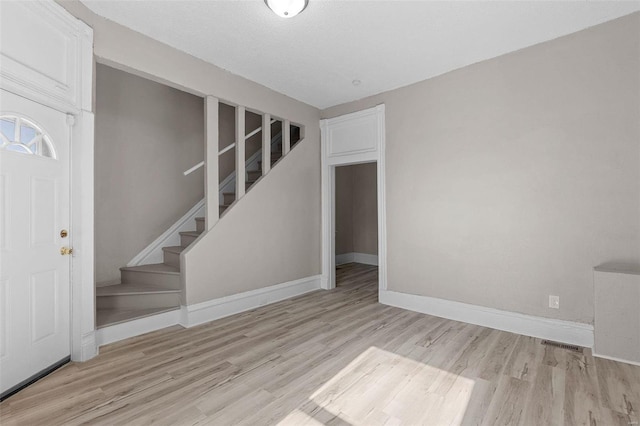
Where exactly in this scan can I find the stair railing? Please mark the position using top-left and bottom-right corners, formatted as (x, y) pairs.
(183, 119), (277, 176)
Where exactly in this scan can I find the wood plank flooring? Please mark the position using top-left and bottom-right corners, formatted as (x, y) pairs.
(1, 263), (639, 425)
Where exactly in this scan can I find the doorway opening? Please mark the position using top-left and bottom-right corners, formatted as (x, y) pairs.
(334, 163), (378, 292)
(320, 104), (386, 295)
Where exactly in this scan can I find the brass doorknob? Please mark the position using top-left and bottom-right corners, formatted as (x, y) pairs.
(60, 247), (73, 256)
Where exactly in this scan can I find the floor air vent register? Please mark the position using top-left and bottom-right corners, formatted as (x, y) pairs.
(541, 340), (583, 353)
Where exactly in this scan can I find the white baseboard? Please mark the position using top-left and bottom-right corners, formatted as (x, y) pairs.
(379, 290), (594, 348)
(180, 275), (322, 328)
(335, 253), (354, 265)
(591, 351), (640, 367)
(80, 331), (97, 361)
(95, 275), (322, 346)
(95, 308), (181, 346)
(127, 199), (205, 267)
(354, 253), (378, 266)
(336, 252), (378, 266)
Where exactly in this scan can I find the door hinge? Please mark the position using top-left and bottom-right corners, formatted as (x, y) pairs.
(66, 114), (76, 127)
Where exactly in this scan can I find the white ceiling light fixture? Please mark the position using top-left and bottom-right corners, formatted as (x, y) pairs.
(264, 0), (309, 18)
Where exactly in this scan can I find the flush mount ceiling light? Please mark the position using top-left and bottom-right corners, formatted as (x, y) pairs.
(264, 0), (309, 18)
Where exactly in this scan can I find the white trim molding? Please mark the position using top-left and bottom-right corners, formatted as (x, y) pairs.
(71, 109), (97, 361)
(204, 96), (219, 230)
(320, 104), (387, 293)
(80, 331), (97, 361)
(336, 252), (379, 266)
(96, 309), (181, 347)
(379, 290), (594, 349)
(95, 275), (322, 346)
(127, 199), (205, 267)
(591, 352), (640, 368)
(180, 275), (322, 328)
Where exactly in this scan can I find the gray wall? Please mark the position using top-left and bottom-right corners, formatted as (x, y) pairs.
(335, 163), (378, 256)
(323, 13), (640, 324)
(352, 163), (378, 255)
(184, 136), (320, 304)
(95, 64), (204, 284)
(335, 166), (353, 255)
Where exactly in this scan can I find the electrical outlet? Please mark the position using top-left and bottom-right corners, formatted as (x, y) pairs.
(549, 295), (560, 309)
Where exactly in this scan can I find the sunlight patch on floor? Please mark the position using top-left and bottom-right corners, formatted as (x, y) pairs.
(278, 408), (333, 425)
(279, 346), (476, 425)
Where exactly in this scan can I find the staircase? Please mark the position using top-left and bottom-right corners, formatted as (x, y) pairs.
(96, 216), (204, 328)
(96, 143), (287, 327)
(96, 117), (300, 329)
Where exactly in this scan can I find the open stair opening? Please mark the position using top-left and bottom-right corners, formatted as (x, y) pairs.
(97, 99), (303, 332)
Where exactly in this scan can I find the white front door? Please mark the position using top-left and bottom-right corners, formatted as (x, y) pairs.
(0, 89), (71, 396)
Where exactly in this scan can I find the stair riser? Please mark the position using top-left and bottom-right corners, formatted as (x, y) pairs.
(97, 293), (181, 310)
(223, 193), (235, 205)
(180, 233), (198, 247)
(163, 250), (181, 268)
(196, 219), (205, 232)
(121, 270), (180, 289)
(219, 205), (229, 215)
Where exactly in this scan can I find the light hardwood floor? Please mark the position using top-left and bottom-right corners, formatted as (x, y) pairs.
(1, 263), (639, 425)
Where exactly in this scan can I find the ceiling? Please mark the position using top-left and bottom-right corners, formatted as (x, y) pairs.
(81, 1), (640, 109)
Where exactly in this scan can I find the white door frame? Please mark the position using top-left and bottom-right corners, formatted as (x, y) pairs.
(0, 1), (97, 362)
(320, 105), (387, 292)
(70, 110), (97, 362)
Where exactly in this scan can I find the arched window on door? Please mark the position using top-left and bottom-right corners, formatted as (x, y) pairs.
(0, 115), (56, 159)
